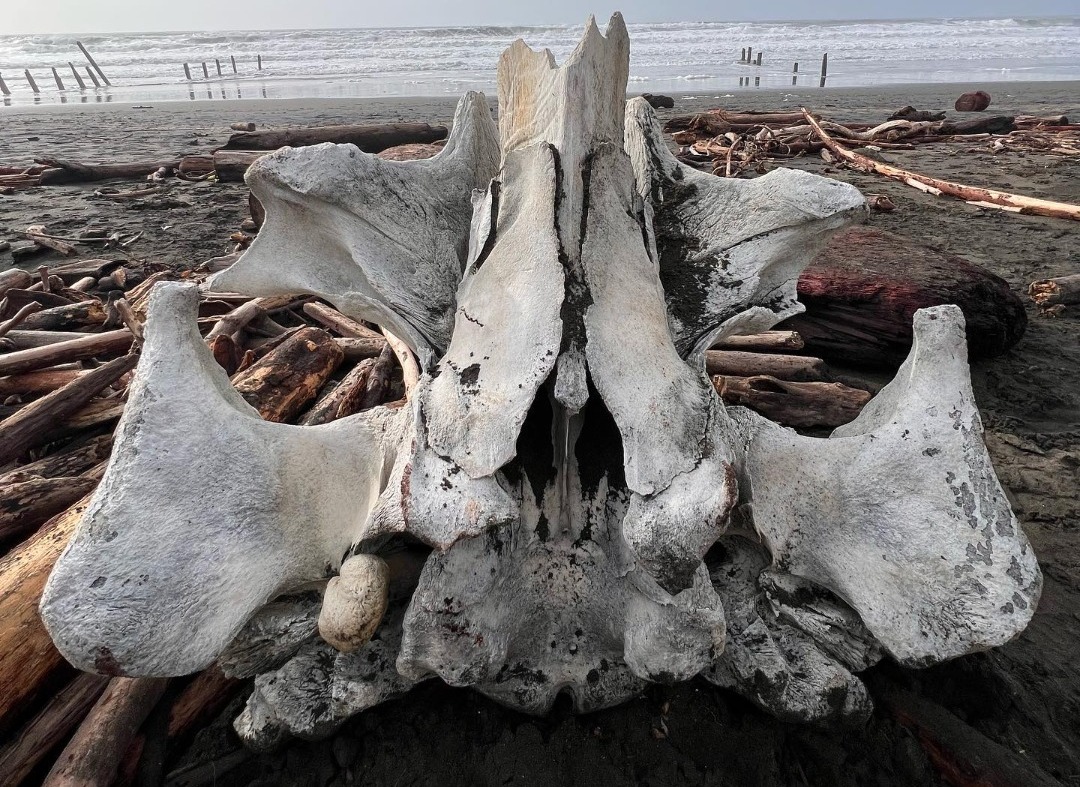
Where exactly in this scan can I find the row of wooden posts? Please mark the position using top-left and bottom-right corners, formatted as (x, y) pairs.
(0, 41), (110, 96)
(739, 48), (830, 87)
(183, 55), (263, 81)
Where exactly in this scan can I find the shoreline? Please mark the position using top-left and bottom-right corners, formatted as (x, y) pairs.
(2, 80), (1079, 117)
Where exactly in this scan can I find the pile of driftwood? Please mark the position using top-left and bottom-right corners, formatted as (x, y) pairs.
(667, 107), (1080, 222)
(0, 229), (879, 784)
(0, 121), (449, 193)
(669, 108), (1076, 173)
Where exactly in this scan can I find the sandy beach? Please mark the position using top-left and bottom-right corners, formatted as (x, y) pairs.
(2, 82), (1079, 784)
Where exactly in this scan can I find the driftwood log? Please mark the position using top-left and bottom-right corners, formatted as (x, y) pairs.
(804, 110), (1080, 221)
(221, 122), (448, 152)
(0, 329), (133, 376)
(704, 350), (826, 382)
(780, 227), (1027, 367)
(0, 353), (138, 466)
(231, 326), (344, 422)
(35, 159), (181, 185)
(713, 375), (871, 429)
(1028, 274), (1080, 314)
(0, 672), (111, 786)
(42, 676), (169, 787)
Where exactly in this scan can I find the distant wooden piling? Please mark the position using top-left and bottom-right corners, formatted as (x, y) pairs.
(257, 54), (262, 70)
(820, 52), (828, 87)
(230, 55), (237, 74)
(0, 72), (10, 96)
(69, 62), (87, 90)
(76, 41), (111, 86)
(24, 70), (40, 94)
(746, 47), (752, 65)
(183, 63), (192, 80)
(202, 62), (209, 79)
(51, 67), (65, 91)
(84, 66), (100, 88)
(215, 58), (223, 77)
(740, 47), (746, 63)
(792, 62), (799, 86)
(755, 52), (762, 66)
(755, 75), (760, 87)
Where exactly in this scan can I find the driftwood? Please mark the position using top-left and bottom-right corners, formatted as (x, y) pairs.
(0, 270), (34, 299)
(168, 667), (241, 742)
(713, 375), (871, 429)
(231, 327), (344, 422)
(0, 470), (102, 546)
(302, 301), (385, 341)
(804, 110), (1080, 221)
(0, 329), (133, 376)
(211, 151), (264, 183)
(46, 259), (124, 284)
(0, 672), (110, 787)
(35, 159), (180, 185)
(376, 142), (445, 161)
(0, 498), (88, 735)
(780, 226), (1027, 367)
(871, 679), (1057, 787)
(704, 350), (826, 382)
(712, 330), (804, 353)
(0, 354), (137, 465)
(19, 300), (108, 331)
(42, 677), (169, 787)
(1028, 274), (1080, 314)
(299, 358), (376, 425)
(0, 433), (113, 483)
(0, 368), (83, 396)
(221, 122), (448, 152)
(335, 336), (390, 361)
(4, 330), (98, 350)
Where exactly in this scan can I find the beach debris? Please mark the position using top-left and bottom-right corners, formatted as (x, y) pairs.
(641, 93), (674, 109)
(887, 105), (946, 122)
(230, 122), (256, 132)
(867, 194), (896, 212)
(1028, 274), (1080, 316)
(782, 226), (1028, 367)
(220, 121), (448, 152)
(804, 109), (1080, 221)
(955, 90), (992, 112)
(34, 158), (180, 186)
(28, 16), (1040, 755)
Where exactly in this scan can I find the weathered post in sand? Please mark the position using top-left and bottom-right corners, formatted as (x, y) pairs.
(215, 58), (223, 77)
(0, 72), (10, 96)
(201, 62), (209, 79)
(183, 63), (192, 81)
(820, 52), (829, 87)
(76, 41), (111, 86)
(24, 70), (39, 94)
(51, 67), (65, 91)
(68, 63), (87, 90)
(231, 55), (238, 74)
(83, 66), (100, 88)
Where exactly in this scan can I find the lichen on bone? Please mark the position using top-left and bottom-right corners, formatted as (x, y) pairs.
(40, 13), (1040, 742)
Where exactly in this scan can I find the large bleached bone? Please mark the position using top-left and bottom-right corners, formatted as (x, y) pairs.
(210, 91), (500, 365)
(624, 98), (867, 359)
(730, 305), (1041, 665)
(40, 282), (408, 675)
(40, 14), (1040, 739)
(420, 143), (565, 479)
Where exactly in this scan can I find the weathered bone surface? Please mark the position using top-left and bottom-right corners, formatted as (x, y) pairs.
(41, 14), (1040, 740)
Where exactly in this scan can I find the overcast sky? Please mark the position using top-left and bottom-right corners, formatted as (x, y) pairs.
(6, 0), (1077, 34)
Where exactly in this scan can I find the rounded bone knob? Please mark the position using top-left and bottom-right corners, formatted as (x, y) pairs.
(318, 554), (390, 653)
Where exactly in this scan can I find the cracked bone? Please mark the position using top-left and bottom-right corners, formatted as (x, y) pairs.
(39, 14), (1039, 735)
(730, 305), (1041, 666)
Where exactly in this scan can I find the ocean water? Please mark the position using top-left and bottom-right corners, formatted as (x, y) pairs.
(1, 17), (1079, 106)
